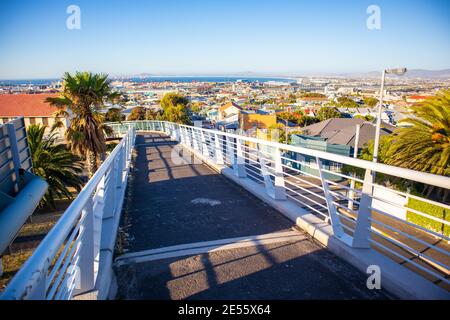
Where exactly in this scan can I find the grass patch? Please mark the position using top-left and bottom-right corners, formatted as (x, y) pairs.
(406, 198), (450, 237)
(0, 249), (34, 290)
(19, 219), (59, 237)
(0, 212), (63, 291)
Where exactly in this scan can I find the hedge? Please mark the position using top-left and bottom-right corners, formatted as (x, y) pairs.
(406, 197), (450, 237)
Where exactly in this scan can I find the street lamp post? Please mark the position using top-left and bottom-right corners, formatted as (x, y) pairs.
(372, 68), (407, 164)
(285, 119), (288, 144)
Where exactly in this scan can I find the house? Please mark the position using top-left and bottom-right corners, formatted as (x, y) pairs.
(206, 109), (219, 122)
(300, 118), (393, 150)
(218, 101), (242, 120)
(0, 94), (70, 136)
(239, 112), (277, 131)
(337, 107), (393, 124)
(288, 134), (351, 181)
(406, 95), (429, 103)
(286, 118), (394, 181)
(297, 97), (329, 107)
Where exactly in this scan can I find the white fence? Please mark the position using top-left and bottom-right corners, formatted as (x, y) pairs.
(111, 121), (450, 290)
(1, 126), (135, 300)
(3, 119), (449, 299)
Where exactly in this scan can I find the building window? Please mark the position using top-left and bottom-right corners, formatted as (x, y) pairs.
(29, 117), (36, 125)
(42, 117), (49, 126)
(2, 118), (8, 124)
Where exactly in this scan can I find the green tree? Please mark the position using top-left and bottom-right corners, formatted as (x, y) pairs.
(363, 96), (379, 107)
(301, 116), (319, 126)
(145, 108), (161, 120)
(190, 102), (203, 114)
(27, 124), (84, 210)
(354, 114), (375, 122)
(300, 92), (326, 98)
(276, 112), (298, 123)
(341, 135), (399, 188)
(385, 89), (450, 177)
(316, 107), (342, 121)
(160, 92), (192, 124)
(268, 124), (287, 143)
(105, 107), (125, 122)
(160, 92), (189, 110)
(127, 106), (146, 121)
(360, 135), (393, 163)
(46, 72), (119, 177)
(336, 96), (359, 108)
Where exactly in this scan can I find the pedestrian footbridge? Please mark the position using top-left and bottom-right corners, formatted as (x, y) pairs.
(2, 121), (449, 300)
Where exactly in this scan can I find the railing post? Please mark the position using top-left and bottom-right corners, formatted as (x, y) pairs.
(116, 144), (125, 189)
(352, 169), (373, 248)
(180, 126), (187, 147)
(258, 144), (273, 188)
(101, 166), (115, 219)
(74, 197), (96, 295)
(174, 125), (180, 142)
(235, 137), (246, 178)
(181, 126), (187, 145)
(192, 128), (200, 152)
(178, 125), (184, 144)
(273, 147), (287, 200)
(226, 136), (235, 167)
(258, 146), (286, 200)
(200, 130), (210, 158)
(214, 133), (224, 165)
(316, 157), (350, 245)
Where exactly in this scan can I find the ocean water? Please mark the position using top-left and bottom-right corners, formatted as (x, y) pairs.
(0, 76), (295, 86)
(126, 76), (295, 83)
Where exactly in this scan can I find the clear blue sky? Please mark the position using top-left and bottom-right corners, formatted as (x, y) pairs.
(0, 0), (449, 79)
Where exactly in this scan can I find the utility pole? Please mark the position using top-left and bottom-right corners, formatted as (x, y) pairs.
(372, 68), (407, 182)
(348, 124), (360, 209)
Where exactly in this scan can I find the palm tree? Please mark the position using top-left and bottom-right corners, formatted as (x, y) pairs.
(27, 124), (84, 210)
(385, 89), (450, 200)
(386, 89), (450, 176)
(46, 72), (120, 177)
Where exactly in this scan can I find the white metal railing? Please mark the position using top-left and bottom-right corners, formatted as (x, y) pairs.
(1, 126), (136, 300)
(109, 121), (450, 288)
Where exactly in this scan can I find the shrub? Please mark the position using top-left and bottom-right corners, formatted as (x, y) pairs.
(406, 197), (450, 237)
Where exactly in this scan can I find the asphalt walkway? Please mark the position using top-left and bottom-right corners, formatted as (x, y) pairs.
(114, 133), (388, 300)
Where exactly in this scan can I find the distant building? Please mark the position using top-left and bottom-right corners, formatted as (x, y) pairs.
(288, 134), (351, 181)
(300, 118), (394, 150)
(218, 101), (242, 120)
(285, 118), (393, 181)
(337, 107), (393, 124)
(297, 97), (329, 107)
(0, 94), (69, 136)
(406, 95), (429, 103)
(239, 112), (277, 131)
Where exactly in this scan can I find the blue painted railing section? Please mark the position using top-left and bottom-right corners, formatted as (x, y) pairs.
(0, 117), (48, 270)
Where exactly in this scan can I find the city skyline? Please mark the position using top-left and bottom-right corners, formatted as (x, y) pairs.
(1, 0), (450, 79)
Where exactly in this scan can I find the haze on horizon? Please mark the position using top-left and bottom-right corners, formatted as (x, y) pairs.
(0, 0), (449, 80)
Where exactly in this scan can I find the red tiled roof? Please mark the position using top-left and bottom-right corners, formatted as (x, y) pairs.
(0, 94), (58, 117)
(219, 101), (242, 112)
(408, 95), (429, 100)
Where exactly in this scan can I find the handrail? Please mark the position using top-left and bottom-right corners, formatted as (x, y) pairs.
(111, 121), (450, 190)
(1, 126), (136, 300)
(4, 119), (447, 299)
(108, 120), (450, 289)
